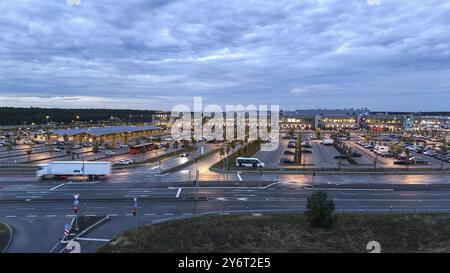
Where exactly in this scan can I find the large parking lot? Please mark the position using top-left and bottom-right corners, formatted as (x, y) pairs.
(248, 130), (450, 170)
(347, 133), (450, 169)
(0, 135), (179, 167)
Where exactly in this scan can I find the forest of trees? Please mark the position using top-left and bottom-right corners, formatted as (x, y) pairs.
(0, 107), (156, 125)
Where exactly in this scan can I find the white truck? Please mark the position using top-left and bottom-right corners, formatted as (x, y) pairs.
(37, 161), (112, 179)
(321, 138), (334, 145)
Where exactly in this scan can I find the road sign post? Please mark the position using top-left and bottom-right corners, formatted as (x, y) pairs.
(73, 194), (80, 231)
(64, 223), (70, 237)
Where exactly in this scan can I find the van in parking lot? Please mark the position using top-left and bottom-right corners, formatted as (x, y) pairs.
(236, 157), (265, 168)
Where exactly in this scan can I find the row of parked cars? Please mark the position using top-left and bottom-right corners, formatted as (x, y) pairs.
(281, 137), (313, 164)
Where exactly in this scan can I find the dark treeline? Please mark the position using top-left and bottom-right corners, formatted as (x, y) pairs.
(0, 107), (156, 125)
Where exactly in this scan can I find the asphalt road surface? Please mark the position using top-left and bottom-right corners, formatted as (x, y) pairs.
(1, 170), (450, 252)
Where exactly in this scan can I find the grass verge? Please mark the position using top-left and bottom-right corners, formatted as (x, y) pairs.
(99, 213), (450, 253)
(210, 140), (262, 170)
(0, 223), (12, 253)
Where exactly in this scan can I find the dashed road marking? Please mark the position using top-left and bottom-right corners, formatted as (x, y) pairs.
(237, 172), (243, 181)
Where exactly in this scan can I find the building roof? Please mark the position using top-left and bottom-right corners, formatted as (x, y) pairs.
(52, 125), (161, 137)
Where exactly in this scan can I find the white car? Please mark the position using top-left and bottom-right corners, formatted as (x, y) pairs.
(53, 148), (61, 152)
(106, 150), (116, 155)
(114, 160), (130, 166)
(125, 158), (136, 164)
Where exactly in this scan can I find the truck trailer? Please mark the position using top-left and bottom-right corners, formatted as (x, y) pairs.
(37, 161), (112, 179)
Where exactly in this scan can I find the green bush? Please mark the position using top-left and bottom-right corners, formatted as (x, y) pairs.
(305, 191), (336, 229)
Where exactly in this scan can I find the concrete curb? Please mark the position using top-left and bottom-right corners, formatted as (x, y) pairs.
(1, 223), (13, 253)
(159, 148), (220, 175)
(168, 181), (280, 190)
(209, 167), (450, 175)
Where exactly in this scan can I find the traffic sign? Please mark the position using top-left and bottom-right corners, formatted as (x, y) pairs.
(64, 224), (70, 236)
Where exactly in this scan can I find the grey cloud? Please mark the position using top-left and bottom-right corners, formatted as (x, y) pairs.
(0, 0), (449, 111)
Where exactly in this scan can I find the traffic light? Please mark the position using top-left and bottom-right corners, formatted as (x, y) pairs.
(74, 206), (78, 213)
(132, 208), (137, 216)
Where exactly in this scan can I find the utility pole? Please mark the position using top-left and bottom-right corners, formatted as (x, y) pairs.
(133, 197), (138, 230)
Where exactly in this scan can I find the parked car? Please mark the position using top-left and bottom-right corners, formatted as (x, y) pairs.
(280, 156), (295, 164)
(114, 160), (131, 166)
(179, 153), (189, 157)
(105, 150), (116, 155)
(394, 160), (412, 165)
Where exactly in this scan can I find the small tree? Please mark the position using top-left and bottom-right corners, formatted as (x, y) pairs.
(440, 139), (448, 154)
(305, 191), (336, 229)
(93, 143), (100, 154)
(26, 149), (32, 161)
(289, 127), (295, 138)
(315, 128), (321, 138)
(219, 146), (225, 157)
(6, 143), (13, 158)
(229, 141), (236, 151)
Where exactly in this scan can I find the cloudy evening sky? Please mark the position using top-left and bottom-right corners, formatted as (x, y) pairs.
(0, 0), (450, 111)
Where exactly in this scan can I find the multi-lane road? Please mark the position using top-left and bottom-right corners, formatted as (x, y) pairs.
(1, 167), (450, 253)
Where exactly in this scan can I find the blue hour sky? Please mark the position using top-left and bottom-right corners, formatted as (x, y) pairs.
(0, 0), (450, 111)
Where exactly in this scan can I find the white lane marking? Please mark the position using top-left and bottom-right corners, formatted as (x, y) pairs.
(65, 214), (76, 217)
(46, 215), (57, 217)
(49, 183), (66, 191)
(76, 238), (110, 242)
(6, 215), (17, 218)
(145, 213), (155, 216)
(49, 241), (61, 253)
(164, 213), (174, 216)
(108, 214), (118, 217)
(126, 213), (133, 216)
(26, 215), (37, 217)
(85, 214), (97, 217)
(237, 172), (243, 181)
(176, 188), (182, 198)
